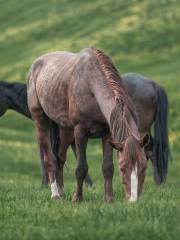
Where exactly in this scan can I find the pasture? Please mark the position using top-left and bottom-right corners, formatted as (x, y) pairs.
(0, 0), (180, 239)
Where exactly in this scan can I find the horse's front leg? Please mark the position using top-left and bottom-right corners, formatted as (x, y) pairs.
(72, 124), (88, 202)
(71, 142), (93, 187)
(102, 135), (114, 203)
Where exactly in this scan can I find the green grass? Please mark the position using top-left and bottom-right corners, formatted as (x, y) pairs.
(0, 0), (180, 239)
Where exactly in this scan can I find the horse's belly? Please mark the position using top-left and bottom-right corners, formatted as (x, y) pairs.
(88, 123), (109, 138)
(76, 94), (106, 123)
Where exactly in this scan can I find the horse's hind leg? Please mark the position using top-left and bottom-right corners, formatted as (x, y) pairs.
(102, 135), (114, 203)
(35, 113), (61, 198)
(72, 124), (88, 202)
(57, 128), (74, 194)
(28, 96), (60, 198)
(28, 73), (61, 198)
(39, 146), (49, 186)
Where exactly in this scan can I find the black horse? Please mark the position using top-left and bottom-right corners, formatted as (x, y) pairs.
(0, 73), (170, 187)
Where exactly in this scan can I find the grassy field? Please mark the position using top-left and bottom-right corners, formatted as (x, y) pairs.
(0, 0), (180, 239)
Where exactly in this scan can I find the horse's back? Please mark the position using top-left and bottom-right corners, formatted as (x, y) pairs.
(122, 73), (156, 99)
(122, 73), (157, 132)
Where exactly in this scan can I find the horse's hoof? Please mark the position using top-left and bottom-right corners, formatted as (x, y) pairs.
(84, 176), (93, 187)
(51, 194), (61, 200)
(129, 199), (137, 203)
(129, 197), (138, 203)
(57, 186), (64, 197)
(72, 193), (83, 202)
(104, 196), (113, 203)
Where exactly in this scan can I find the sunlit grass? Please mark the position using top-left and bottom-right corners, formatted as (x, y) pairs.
(0, 0), (180, 240)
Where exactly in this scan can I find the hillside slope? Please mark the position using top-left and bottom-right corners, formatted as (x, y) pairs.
(0, 0), (180, 78)
(0, 1), (180, 239)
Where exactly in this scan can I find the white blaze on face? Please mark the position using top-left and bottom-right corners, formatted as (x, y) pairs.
(130, 164), (138, 202)
(51, 179), (60, 199)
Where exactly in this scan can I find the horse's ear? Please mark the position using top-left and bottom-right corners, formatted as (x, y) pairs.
(140, 133), (150, 147)
(108, 138), (124, 151)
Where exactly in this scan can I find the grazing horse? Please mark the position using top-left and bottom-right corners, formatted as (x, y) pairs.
(0, 72), (170, 191)
(52, 72), (170, 190)
(122, 73), (170, 184)
(27, 47), (148, 202)
(0, 80), (93, 186)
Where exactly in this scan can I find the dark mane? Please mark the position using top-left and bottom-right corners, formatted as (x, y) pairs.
(92, 48), (139, 142)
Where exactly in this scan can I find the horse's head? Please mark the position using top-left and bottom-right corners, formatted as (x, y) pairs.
(110, 134), (149, 202)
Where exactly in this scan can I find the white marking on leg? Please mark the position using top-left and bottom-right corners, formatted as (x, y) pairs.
(51, 179), (60, 199)
(130, 164), (138, 202)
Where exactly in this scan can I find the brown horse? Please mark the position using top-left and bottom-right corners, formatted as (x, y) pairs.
(0, 75), (170, 189)
(27, 48), (148, 202)
(41, 73), (170, 189)
(50, 73), (170, 203)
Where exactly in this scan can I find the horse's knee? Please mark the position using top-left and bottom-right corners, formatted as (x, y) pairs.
(102, 161), (114, 179)
(44, 155), (57, 172)
(75, 163), (88, 179)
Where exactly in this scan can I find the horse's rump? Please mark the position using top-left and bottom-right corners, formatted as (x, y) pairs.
(28, 51), (77, 125)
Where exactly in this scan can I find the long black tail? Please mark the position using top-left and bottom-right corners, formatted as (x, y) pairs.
(153, 84), (171, 184)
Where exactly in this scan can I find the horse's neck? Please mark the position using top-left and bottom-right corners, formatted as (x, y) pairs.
(0, 83), (31, 118)
(9, 86), (31, 118)
(90, 76), (141, 144)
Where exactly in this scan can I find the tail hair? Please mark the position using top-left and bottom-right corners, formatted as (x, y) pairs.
(153, 84), (171, 184)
